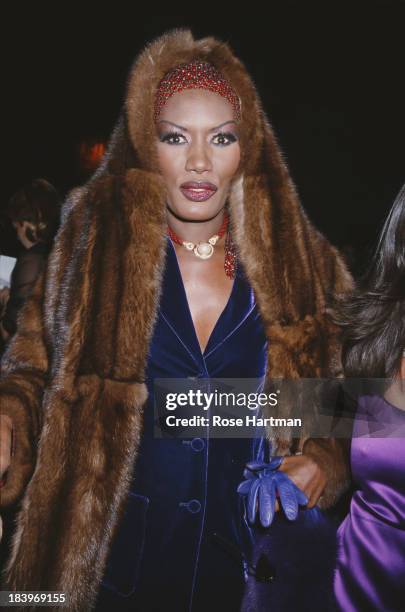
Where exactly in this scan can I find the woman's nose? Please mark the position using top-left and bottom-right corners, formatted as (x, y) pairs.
(185, 142), (212, 173)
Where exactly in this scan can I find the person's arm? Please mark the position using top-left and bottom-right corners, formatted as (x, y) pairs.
(279, 240), (353, 510)
(0, 269), (49, 507)
(1, 251), (45, 337)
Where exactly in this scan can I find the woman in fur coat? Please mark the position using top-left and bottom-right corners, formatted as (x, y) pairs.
(0, 29), (352, 611)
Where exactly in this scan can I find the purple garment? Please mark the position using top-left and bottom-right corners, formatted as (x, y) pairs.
(334, 395), (405, 612)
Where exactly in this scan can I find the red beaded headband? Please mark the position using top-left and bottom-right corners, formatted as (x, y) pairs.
(154, 60), (241, 122)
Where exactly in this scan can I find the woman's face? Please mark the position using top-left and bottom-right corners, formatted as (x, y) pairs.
(156, 89), (241, 221)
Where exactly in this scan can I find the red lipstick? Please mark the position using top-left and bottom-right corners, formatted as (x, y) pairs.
(180, 181), (218, 202)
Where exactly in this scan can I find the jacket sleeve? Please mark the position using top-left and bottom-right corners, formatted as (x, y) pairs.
(0, 269), (49, 508)
(302, 437), (351, 509)
(300, 316), (352, 510)
(302, 245), (354, 510)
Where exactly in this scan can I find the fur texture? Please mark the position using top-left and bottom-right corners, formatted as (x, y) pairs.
(0, 29), (352, 610)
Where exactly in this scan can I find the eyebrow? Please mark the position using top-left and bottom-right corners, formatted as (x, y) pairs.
(157, 120), (237, 132)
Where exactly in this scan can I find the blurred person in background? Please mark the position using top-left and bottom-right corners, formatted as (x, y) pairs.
(0, 179), (60, 347)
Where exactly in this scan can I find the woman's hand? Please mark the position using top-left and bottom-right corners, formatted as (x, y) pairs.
(0, 414), (13, 479)
(278, 454), (327, 508)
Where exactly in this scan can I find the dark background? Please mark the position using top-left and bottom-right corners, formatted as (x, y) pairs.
(2, 1), (405, 275)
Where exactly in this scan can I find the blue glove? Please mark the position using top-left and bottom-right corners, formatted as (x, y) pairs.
(237, 458), (308, 527)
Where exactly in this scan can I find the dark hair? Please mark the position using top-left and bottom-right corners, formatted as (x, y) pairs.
(336, 183), (405, 378)
(7, 178), (61, 246)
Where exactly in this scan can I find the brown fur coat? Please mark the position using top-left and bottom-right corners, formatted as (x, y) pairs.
(0, 29), (352, 611)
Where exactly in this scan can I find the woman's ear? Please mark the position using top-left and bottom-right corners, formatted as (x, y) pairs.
(401, 356), (405, 379)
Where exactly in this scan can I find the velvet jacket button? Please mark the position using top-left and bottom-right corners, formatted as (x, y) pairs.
(190, 438), (205, 452)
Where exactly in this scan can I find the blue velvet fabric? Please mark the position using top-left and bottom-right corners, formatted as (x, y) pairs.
(96, 238), (268, 611)
(95, 238), (341, 612)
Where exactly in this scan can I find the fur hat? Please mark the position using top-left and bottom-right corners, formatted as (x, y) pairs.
(94, 28), (351, 328)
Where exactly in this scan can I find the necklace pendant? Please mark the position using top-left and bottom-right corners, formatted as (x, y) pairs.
(167, 212), (230, 265)
(194, 242), (214, 259)
(183, 241), (195, 251)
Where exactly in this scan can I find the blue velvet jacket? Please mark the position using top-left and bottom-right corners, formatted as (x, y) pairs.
(96, 239), (339, 612)
(97, 238), (267, 610)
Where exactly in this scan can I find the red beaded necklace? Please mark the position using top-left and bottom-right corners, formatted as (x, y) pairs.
(167, 212), (237, 278)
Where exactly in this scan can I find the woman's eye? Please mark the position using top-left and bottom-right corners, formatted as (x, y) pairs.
(212, 132), (238, 146)
(160, 132), (187, 145)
